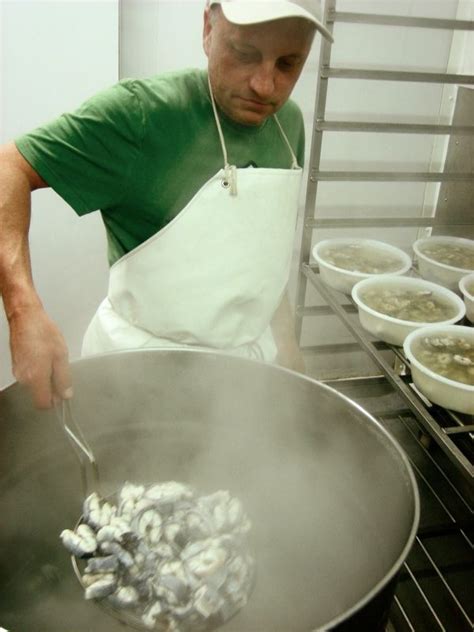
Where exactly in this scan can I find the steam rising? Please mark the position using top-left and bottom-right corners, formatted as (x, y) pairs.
(0, 350), (416, 631)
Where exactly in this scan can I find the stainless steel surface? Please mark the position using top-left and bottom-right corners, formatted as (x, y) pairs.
(56, 398), (100, 497)
(434, 87), (474, 239)
(305, 218), (474, 229)
(302, 264), (474, 482)
(302, 341), (387, 355)
(297, 304), (357, 317)
(0, 349), (419, 631)
(314, 122), (474, 135)
(321, 68), (474, 85)
(444, 425), (474, 436)
(328, 12), (474, 31)
(324, 377), (473, 631)
(294, 0), (334, 343)
(307, 171), (472, 182)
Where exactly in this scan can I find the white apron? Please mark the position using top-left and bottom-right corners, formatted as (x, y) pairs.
(82, 81), (302, 362)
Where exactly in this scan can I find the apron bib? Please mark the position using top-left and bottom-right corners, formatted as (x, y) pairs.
(82, 80), (302, 362)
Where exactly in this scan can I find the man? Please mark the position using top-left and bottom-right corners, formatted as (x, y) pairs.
(0, 0), (333, 408)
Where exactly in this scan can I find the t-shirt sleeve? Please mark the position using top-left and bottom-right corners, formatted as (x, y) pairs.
(14, 80), (145, 215)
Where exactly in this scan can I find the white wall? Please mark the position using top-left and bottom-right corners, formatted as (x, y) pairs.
(119, 0), (207, 77)
(0, 0), (118, 387)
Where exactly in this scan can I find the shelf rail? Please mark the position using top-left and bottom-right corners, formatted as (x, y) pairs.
(327, 11), (474, 31)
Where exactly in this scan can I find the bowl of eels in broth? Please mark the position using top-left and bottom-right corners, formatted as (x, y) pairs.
(459, 272), (474, 324)
(352, 276), (466, 346)
(404, 324), (474, 415)
(413, 236), (474, 292)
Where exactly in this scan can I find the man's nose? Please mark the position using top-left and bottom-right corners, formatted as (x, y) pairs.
(248, 63), (275, 100)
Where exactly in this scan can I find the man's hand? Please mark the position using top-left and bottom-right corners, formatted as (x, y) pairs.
(9, 305), (72, 408)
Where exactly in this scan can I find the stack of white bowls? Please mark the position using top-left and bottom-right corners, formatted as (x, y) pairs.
(312, 235), (474, 414)
(351, 276), (465, 347)
(403, 325), (474, 415)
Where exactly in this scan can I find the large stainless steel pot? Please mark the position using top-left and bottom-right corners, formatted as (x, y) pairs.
(0, 349), (419, 631)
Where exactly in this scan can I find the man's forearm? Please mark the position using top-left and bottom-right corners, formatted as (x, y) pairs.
(0, 142), (72, 407)
(0, 161), (41, 320)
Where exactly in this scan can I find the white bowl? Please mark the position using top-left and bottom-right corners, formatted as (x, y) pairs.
(413, 236), (474, 292)
(459, 272), (474, 324)
(312, 238), (412, 294)
(403, 325), (474, 415)
(352, 276), (465, 347)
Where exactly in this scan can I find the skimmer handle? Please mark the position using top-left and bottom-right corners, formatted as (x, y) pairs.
(56, 399), (100, 497)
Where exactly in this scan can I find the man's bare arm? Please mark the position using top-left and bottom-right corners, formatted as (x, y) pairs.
(270, 290), (306, 373)
(0, 142), (72, 407)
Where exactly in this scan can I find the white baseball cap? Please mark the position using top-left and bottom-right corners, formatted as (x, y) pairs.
(209, 0), (334, 43)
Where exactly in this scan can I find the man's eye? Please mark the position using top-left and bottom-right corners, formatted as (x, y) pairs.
(278, 58), (299, 71)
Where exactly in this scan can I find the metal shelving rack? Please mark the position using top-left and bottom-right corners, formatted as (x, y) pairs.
(294, 4), (474, 629)
(295, 1), (474, 472)
(295, 0), (474, 344)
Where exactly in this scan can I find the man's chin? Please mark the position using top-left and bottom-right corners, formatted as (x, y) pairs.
(229, 108), (270, 127)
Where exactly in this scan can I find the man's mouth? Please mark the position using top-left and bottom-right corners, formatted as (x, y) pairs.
(238, 97), (274, 111)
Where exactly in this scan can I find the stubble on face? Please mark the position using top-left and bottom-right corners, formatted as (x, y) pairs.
(203, 7), (314, 126)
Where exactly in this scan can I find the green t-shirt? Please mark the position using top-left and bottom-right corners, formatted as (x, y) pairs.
(15, 68), (305, 265)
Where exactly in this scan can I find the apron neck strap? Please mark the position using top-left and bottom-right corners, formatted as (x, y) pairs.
(273, 114), (299, 170)
(208, 75), (237, 195)
(208, 75), (231, 170)
(207, 75), (300, 171)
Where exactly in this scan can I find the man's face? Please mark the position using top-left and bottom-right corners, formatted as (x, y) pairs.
(203, 7), (314, 126)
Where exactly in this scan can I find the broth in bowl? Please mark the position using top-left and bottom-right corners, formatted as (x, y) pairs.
(359, 288), (459, 323)
(412, 334), (474, 386)
(321, 243), (403, 274)
(418, 242), (474, 271)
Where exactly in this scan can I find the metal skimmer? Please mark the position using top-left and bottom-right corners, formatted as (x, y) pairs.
(56, 400), (255, 631)
(56, 398), (101, 497)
